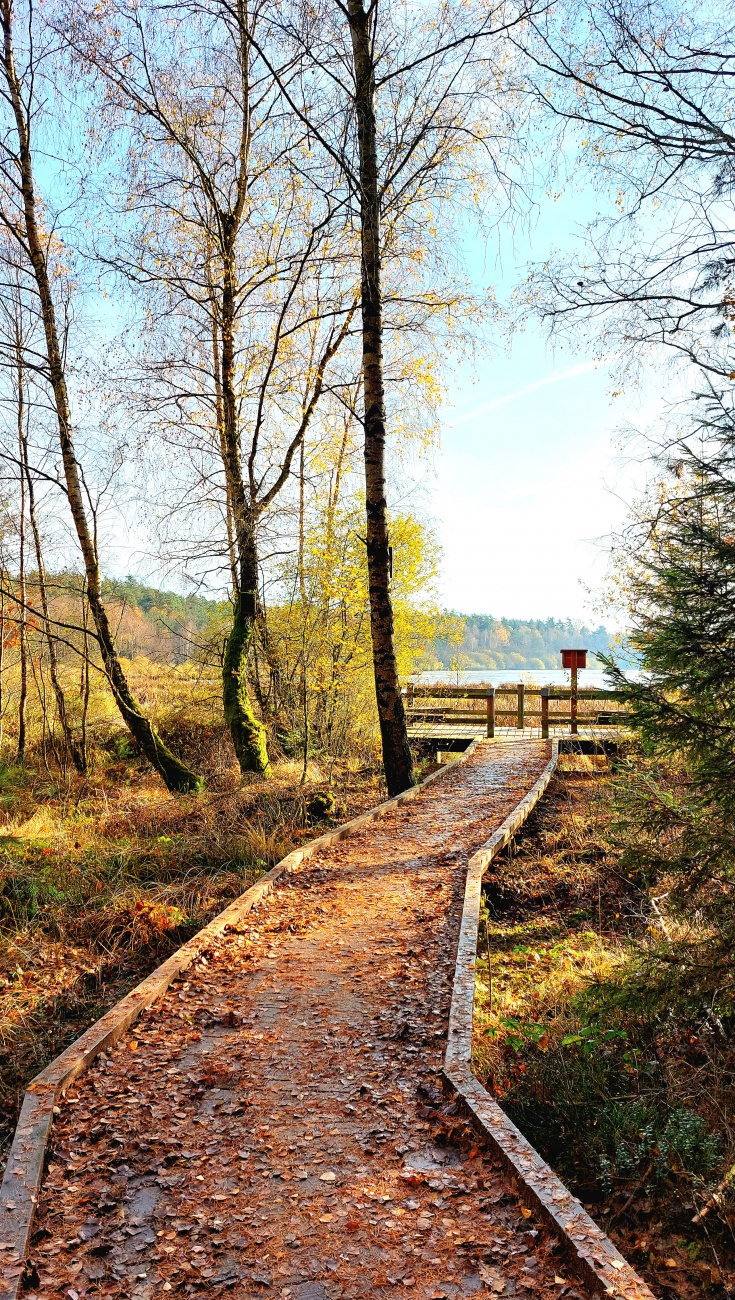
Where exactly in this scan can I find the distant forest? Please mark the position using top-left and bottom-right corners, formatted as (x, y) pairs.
(433, 615), (617, 671)
(100, 581), (617, 673)
(97, 576), (226, 664)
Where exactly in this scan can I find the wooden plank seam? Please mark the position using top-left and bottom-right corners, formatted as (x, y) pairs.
(0, 739), (487, 1297)
(443, 741), (657, 1300)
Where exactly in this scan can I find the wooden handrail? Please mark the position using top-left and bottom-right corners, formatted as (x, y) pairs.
(405, 681), (628, 742)
(406, 684), (624, 700)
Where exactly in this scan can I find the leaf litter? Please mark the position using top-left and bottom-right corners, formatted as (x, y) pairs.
(26, 741), (589, 1300)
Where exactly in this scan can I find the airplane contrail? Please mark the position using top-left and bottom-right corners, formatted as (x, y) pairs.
(449, 358), (608, 426)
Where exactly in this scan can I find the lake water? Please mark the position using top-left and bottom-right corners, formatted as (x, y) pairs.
(415, 668), (641, 689)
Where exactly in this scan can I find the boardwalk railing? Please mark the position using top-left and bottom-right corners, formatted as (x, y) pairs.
(405, 683), (629, 739)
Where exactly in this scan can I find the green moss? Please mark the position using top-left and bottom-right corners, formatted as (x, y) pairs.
(222, 597), (271, 778)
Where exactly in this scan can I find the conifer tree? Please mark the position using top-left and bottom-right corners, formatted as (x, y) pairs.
(601, 387), (735, 1018)
(606, 391), (735, 823)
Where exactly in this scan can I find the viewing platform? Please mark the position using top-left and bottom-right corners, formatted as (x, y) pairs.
(405, 680), (629, 752)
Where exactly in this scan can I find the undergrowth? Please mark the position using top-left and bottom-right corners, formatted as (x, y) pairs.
(473, 753), (735, 1300)
(0, 722), (385, 1163)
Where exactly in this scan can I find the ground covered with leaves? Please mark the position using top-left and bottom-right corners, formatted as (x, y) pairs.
(0, 744), (391, 1159)
(19, 740), (589, 1300)
(473, 755), (735, 1300)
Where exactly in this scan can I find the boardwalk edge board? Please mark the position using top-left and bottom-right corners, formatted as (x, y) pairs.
(0, 740), (485, 1295)
(443, 743), (657, 1300)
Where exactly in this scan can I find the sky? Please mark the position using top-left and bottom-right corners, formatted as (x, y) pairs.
(425, 186), (670, 624)
(432, 330), (652, 623)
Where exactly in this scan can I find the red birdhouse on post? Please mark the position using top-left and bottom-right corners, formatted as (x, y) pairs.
(560, 649), (588, 734)
(561, 649), (587, 671)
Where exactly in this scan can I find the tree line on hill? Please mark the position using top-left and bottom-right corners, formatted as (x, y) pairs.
(434, 616), (617, 671)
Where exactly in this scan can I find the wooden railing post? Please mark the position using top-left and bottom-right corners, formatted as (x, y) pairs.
(541, 687), (549, 740)
(486, 688), (495, 738)
(517, 683), (525, 730)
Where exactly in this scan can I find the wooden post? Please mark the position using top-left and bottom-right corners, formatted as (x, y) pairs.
(541, 687), (549, 740)
(517, 683), (525, 730)
(561, 649), (586, 736)
(486, 688), (495, 738)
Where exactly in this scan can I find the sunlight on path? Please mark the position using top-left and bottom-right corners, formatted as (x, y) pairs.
(31, 741), (584, 1300)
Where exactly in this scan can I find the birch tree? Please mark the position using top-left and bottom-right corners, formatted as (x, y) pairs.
(0, 249), (87, 772)
(254, 0), (533, 794)
(0, 0), (202, 792)
(64, 0), (359, 778)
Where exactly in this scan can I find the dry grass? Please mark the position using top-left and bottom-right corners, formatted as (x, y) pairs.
(0, 723), (385, 1164)
(472, 756), (735, 1300)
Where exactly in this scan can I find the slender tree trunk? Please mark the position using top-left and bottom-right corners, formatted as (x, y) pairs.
(320, 418), (352, 753)
(221, 515), (271, 776)
(0, 583), (5, 752)
(0, 0), (201, 793)
(16, 402), (26, 764)
(299, 438), (308, 785)
(347, 0), (413, 796)
(19, 395), (86, 772)
(79, 582), (90, 769)
(31, 646), (56, 774)
(255, 604), (282, 720)
(211, 280), (239, 597)
(204, 9), (269, 780)
(218, 248), (270, 777)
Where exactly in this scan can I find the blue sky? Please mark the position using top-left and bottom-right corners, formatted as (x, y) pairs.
(433, 331), (652, 622)
(425, 178), (675, 623)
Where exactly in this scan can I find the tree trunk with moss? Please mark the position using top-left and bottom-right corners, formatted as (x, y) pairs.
(222, 521), (271, 776)
(215, 99), (272, 781)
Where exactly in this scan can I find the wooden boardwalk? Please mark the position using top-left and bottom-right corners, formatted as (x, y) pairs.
(1, 741), (654, 1300)
(20, 742), (579, 1300)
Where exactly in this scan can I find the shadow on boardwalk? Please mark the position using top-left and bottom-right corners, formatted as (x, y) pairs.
(29, 742), (585, 1300)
